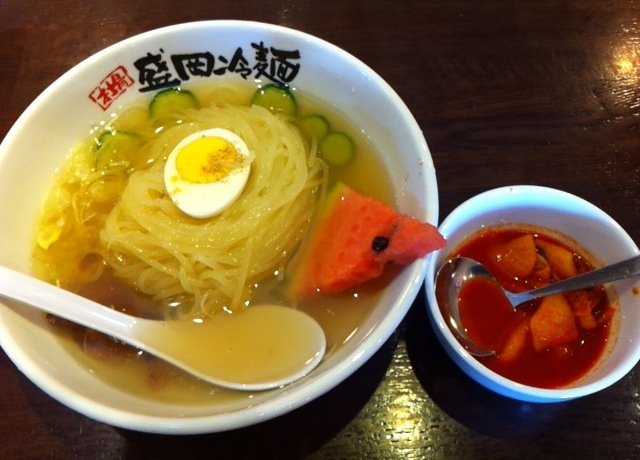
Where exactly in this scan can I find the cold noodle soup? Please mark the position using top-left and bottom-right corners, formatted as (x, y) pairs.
(32, 81), (398, 403)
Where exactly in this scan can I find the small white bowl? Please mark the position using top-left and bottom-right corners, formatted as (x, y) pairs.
(425, 185), (640, 403)
(0, 21), (438, 433)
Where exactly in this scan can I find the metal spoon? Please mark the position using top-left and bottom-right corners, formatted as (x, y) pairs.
(0, 265), (325, 391)
(436, 255), (640, 357)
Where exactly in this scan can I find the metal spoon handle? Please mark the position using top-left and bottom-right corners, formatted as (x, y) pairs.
(508, 254), (640, 306)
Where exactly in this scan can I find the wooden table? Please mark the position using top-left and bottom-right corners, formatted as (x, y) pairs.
(1, 1), (639, 458)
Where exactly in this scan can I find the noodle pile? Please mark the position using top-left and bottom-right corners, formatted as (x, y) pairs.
(33, 96), (326, 318)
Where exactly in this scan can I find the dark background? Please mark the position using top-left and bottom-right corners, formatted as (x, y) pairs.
(1, 1), (639, 458)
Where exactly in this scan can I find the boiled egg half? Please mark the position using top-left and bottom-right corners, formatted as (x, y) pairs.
(164, 128), (253, 219)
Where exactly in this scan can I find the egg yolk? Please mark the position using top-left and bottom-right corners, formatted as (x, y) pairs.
(175, 136), (245, 184)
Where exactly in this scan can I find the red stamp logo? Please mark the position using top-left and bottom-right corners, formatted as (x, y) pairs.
(89, 65), (135, 110)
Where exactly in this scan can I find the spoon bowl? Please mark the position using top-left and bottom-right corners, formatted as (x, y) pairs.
(0, 265), (325, 391)
(437, 255), (640, 357)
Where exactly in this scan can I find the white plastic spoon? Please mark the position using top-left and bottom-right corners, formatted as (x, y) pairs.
(0, 265), (326, 391)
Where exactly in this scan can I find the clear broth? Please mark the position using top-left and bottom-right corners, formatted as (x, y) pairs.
(36, 81), (397, 404)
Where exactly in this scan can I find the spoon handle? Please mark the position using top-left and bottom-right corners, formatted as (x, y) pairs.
(509, 254), (640, 306)
(0, 265), (326, 390)
(0, 265), (139, 337)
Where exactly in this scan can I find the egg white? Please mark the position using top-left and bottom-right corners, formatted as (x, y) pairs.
(164, 128), (253, 219)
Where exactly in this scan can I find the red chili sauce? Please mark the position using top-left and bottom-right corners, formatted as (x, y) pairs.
(446, 228), (615, 388)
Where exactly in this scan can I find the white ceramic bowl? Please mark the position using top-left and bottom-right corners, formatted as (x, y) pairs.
(425, 185), (640, 403)
(0, 21), (438, 433)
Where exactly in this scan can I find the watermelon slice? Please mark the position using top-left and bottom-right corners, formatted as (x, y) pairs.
(289, 182), (445, 298)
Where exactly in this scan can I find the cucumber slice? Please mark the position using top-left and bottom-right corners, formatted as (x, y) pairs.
(95, 131), (143, 171)
(319, 132), (355, 166)
(299, 114), (330, 141)
(252, 84), (297, 116)
(95, 131), (133, 149)
(149, 87), (199, 119)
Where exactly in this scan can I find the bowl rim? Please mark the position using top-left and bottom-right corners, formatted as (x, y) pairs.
(0, 19), (438, 433)
(425, 184), (640, 402)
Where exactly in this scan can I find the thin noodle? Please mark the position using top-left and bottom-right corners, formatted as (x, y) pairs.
(33, 93), (325, 319)
(98, 103), (324, 318)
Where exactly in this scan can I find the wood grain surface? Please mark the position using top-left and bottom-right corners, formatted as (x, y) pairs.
(1, 1), (639, 458)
